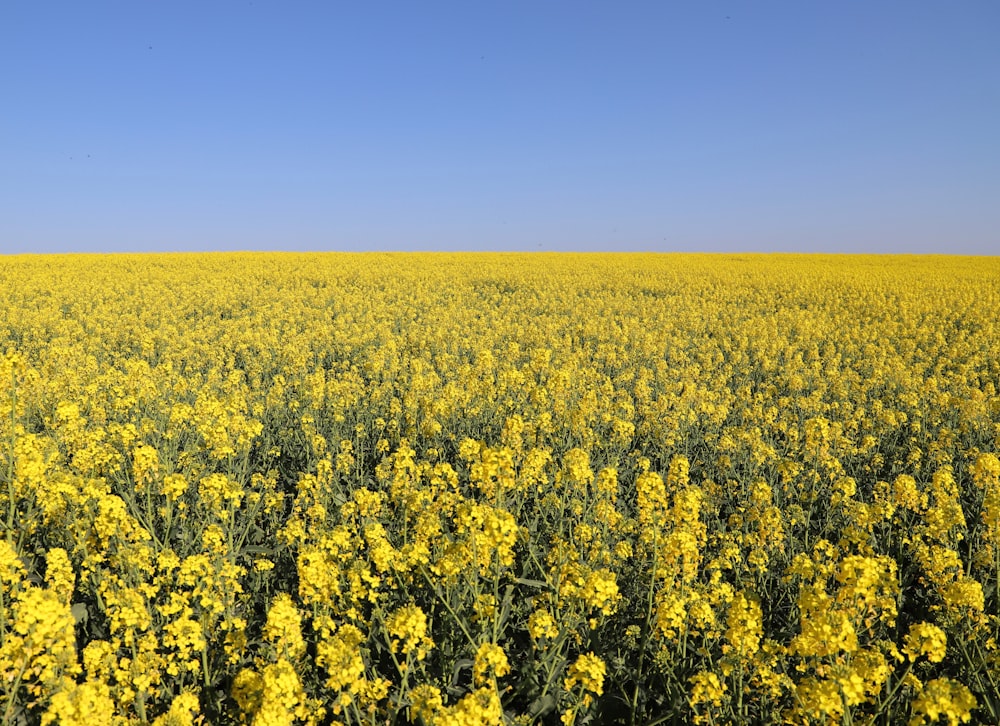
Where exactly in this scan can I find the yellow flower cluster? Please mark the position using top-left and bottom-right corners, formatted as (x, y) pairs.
(386, 603), (434, 661)
(909, 678), (977, 726)
(2, 252), (999, 724)
(472, 642), (509, 686)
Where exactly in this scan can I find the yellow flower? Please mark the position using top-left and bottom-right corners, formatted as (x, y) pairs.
(654, 590), (690, 641)
(4, 585), (81, 696)
(198, 472), (244, 510)
(636, 470), (668, 529)
(131, 443), (160, 488)
(528, 609), (560, 642)
(453, 502), (519, 574)
(561, 448), (594, 489)
(162, 473), (188, 501)
(970, 453), (1000, 488)
(909, 677), (977, 726)
(354, 487), (386, 518)
(0, 538), (27, 591)
(255, 658), (309, 726)
(386, 603), (434, 660)
(940, 578), (985, 615)
(316, 623), (366, 694)
(794, 676), (846, 722)
(409, 683), (444, 723)
(893, 474), (926, 512)
(44, 547), (75, 604)
(83, 640), (117, 681)
(473, 643), (510, 685)
(163, 612), (207, 675)
(564, 652), (606, 697)
(904, 622), (948, 663)
(151, 692), (200, 726)
(41, 680), (116, 726)
(666, 454), (690, 489)
(581, 568), (621, 616)
(724, 590), (763, 661)
(688, 670), (726, 708)
(852, 647), (892, 697)
(263, 593), (306, 660)
(436, 686), (503, 726)
(790, 584), (858, 658)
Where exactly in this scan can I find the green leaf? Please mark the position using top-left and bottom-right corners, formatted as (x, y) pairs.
(527, 694), (556, 717)
(514, 577), (551, 590)
(71, 602), (89, 626)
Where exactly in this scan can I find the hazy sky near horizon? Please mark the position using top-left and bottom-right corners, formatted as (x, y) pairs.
(2, 2), (998, 255)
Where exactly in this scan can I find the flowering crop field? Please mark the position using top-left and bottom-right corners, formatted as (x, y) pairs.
(2, 253), (1000, 726)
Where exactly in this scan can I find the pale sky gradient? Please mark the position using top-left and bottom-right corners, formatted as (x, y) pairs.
(2, 2), (998, 254)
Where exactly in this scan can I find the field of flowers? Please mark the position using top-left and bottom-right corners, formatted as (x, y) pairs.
(2, 252), (999, 725)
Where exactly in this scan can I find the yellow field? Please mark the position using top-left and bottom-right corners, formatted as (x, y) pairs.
(2, 253), (999, 725)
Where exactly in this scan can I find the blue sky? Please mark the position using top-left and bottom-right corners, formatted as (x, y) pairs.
(2, 2), (998, 254)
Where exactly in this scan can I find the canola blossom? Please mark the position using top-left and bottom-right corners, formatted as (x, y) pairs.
(1, 251), (999, 725)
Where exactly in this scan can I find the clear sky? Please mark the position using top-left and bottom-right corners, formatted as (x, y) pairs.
(2, 2), (998, 254)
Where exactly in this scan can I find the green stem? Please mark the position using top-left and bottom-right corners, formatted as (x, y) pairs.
(380, 620), (412, 708)
(537, 629), (572, 701)
(630, 533), (659, 726)
(736, 659), (744, 720)
(2, 656), (31, 726)
(871, 660), (913, 722)
(491, 562), (502, 645)
(202, 638), (212, 688)
(233, 484), (268, 554)
(418, 566), (476, 648)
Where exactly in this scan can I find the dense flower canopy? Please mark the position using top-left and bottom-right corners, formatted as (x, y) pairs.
(1, 252), (998, 725)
